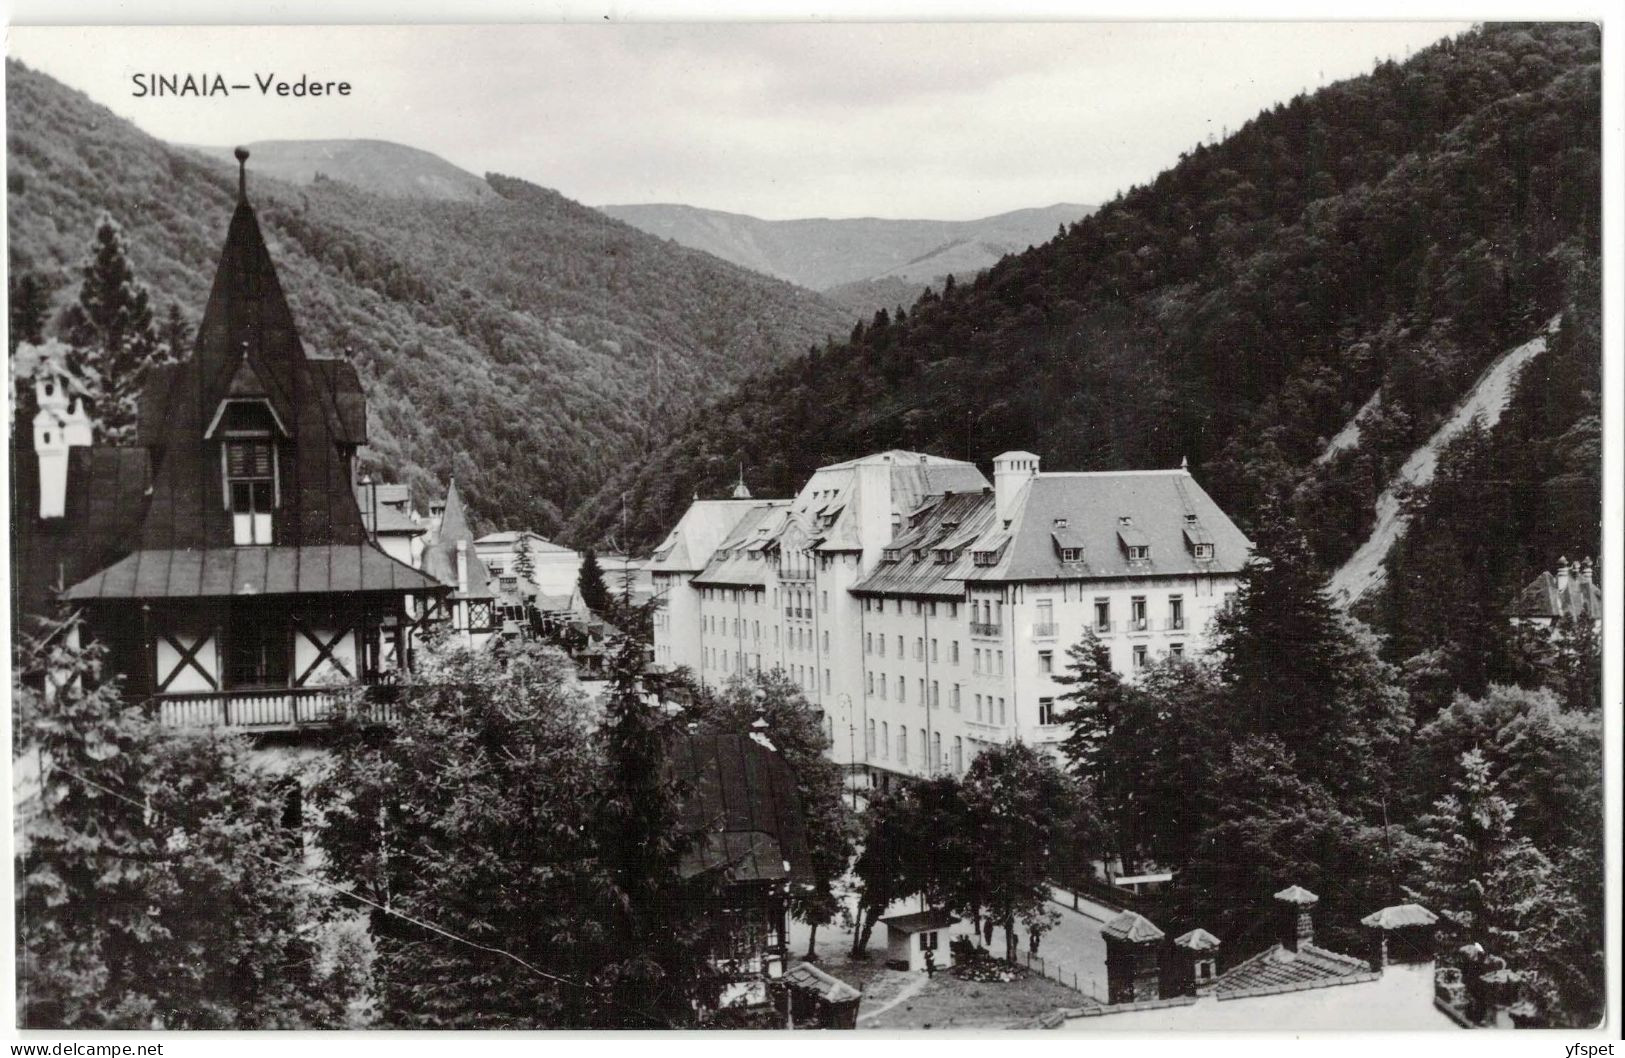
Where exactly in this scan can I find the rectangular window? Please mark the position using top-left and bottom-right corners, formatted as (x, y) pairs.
(879, 636), (886, 658)
(1133, 645), (1148, 669)
(921, 931), (938, 952)
(1039, 697), (1059, 725)
(1169, 595), (1185, 630)
(880, 674), (887, 700)
(1131, 596), (1147, 631)
(1171, 642), (1185, 658)
(866, 632), (873, 654)
(227, 619), (288, 688)
(225, 439), (276, 545)
(899, 727), (908, 763)
(998, 698), (1007, 724)
(868, 672), (875, 695)
(823, 630), (830, 654)
(931, 680), (939, 708)
(949, 602), (958, 619)
(898, 675), (905, 701)
(973, 648), (981, 674)
(896, 635), (904, 657)
(821, 591), (829, 613)
(951, 641), (960, 664)
(1095, 598), (1111, 632)
(997, 650), (1005, 675)
(1039, 649), (1053, 675)
(882, 722), (889, 759)
(931, 639), (939, 663)
(952, 685), (961, 712)
(953, 737), (963, 773)
(975, 694), (983, 721)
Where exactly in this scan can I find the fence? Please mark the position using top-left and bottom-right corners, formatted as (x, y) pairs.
(1016, 950), (1105, 1002)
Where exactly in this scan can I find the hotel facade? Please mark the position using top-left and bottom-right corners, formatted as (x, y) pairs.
(650, 450), (1251, 784)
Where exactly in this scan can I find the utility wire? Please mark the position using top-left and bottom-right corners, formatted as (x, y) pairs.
(41, 762), (680, 1029)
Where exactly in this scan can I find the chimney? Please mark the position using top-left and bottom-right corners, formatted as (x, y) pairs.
(33, 373), (93, 519)
(1360, 902), (1439, 971)
(455, 539), (470, 594)
(1101, 910), (1165, 1004)
(1273, 885), (1318, 953)
(1173, 928), (1221, 996)
(1555, 556), (1570, 591)
(992, 451), (1039, 523)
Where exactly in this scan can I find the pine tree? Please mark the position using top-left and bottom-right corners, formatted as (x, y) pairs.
(578, 548), (610, 613)
(59, 213), (162, 441)
(592, 638), (723, 1023)
(160, 302), (191, 361)
(16, 639), (362, 1028)
(512, 533), (536, 584)
(1055, 628), (1128, 784)
(9, 271), (49, 351)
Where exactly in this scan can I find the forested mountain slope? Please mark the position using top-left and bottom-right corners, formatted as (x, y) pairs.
(598, 202), (1094, 291)
(6, 60), (852, 537)
(572, 22), (1601, 596)
(184, 139), (497, 203)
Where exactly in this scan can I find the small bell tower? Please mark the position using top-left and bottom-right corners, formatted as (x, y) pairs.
(33, 371), (93, 519)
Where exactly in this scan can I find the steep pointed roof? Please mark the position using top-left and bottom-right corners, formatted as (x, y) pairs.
(135, 163), (370, 549)
(421, 480), (491, 598)
(1101, 910), (1165, 943)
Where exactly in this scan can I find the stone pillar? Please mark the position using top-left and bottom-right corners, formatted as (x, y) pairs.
(1101, 910), (1165, 1004)
(1173, 928), (1221, 995)
(1273, 885), (1318, 953)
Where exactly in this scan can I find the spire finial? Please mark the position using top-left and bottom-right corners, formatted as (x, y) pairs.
(234, 146), (250, 203)
(1181, 454), (1189, 471)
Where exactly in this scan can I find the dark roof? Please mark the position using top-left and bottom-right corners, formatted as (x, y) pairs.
(1101, 911), (1166, 943)
(781, 962), (861, 1002)
(881, 909), (959, 933)
(966, 470), (1251, 583)
(853, 491), (1000, 598)
(421, 480), (492, 599)
(134, 198), (371, 550)
(668, 733), (812, 884)
(10, 446), (151, 621)
(60, 545), (446, 599)
(1509, 568), (1602, 620)
(1212, 943), (1373, 998)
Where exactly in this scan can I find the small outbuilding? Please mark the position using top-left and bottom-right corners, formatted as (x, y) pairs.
(776, 962), (862, 1029)
(881, 909), (960, 972)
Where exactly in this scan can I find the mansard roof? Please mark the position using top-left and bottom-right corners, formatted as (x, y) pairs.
(852, 490), (999, 598)
(135, 192), (369, 550)
(1509, 567), (1602, 620)
(966, 468), (1251, 583)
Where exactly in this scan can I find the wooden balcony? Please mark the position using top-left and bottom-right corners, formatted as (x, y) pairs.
(150, 684), (402, 731)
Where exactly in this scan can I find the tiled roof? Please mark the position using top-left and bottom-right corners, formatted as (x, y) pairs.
(60, 544), (446, 599)
(966, 469), (1250, 583)
(690, 503), (791, 587)
(1212, 943), (1374, 998)
(807, 451), (987, 554)
(882, 909), (959, 933)
(420, 480), (492, 598)
(781, 962), (861, 1002)
(10, 446), (151, 621)
(1274, 885), (1320, 905)
(357, 483), (423, 535)
(854, 491), (999, 598)
(1509, 569), (1602, 620)
(1360, 904), (1439, 930)
(135, 199), (372, 550)
(1174, 928), (1222, 951)
(1101, 911), (1166, 943)
(649, 500), (770, 573)
(668, 733), (812, 884)
(474, 530), (575, 554)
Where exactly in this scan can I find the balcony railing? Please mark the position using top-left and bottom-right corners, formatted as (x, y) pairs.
(150, 685), (401, 730)
(1164, 616), (1186, 631)
(1126, 617), (1150, 633)
(1093, 620), (1117, 635)
(970, 621), (1003, 637)
(1033, 622), (1059, 639)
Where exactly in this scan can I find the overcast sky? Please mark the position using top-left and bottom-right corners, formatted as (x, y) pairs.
(9, 22), (1470, 220)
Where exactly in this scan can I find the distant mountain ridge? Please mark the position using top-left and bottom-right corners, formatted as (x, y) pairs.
(8, 60), (850, 541)
(596, 201), (1095, 291)
(184, 139), (497, 203)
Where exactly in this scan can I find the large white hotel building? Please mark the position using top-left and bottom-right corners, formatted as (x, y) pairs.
(649, 450), (1250, 786)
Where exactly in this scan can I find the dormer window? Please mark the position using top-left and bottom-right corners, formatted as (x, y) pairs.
(934, 548), (955, 565)
(1127, 545), (1149, 561)
(1060, 548), (1079, 562)
(883, 548), (902, 562)
(1053, 517), (1069, 530)
(973, 550), (997, 567)
(1193, 543), (1214, 560)
(225, 439), (276, 544)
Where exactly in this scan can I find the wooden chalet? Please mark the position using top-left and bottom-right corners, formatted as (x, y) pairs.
(17, 151), (449, 731)
(669, 732), (813, 1010)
